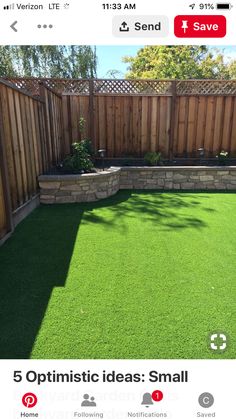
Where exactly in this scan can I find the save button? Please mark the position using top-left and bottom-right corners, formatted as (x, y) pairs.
(174, 15), (226, 38)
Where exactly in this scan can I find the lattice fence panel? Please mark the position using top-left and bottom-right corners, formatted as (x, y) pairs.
(2, 78), (236, 96)
(3, 78), (40, 96)
(2, 78), (90, 96)
(93, 79), (173, 94)
(177, 80), (236, 95)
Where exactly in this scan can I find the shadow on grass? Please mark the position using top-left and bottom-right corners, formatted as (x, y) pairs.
(82, 190), (209, 232)
(0, 190), (209, 358)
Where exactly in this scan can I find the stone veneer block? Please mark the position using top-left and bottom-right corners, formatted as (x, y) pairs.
(39, 181), (60, 189)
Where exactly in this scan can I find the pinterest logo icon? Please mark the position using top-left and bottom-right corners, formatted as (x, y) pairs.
(22, 393), (38, 408)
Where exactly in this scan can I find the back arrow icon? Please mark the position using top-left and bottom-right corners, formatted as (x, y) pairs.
(10, 21), (18, 32)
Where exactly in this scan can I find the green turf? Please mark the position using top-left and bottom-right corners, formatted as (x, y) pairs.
(0, 190), (235, 359)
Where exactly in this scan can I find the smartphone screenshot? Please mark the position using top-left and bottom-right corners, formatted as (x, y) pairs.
(0, 0), (235, 417)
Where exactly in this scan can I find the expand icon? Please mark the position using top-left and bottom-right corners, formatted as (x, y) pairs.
(209, 331), (228, 352)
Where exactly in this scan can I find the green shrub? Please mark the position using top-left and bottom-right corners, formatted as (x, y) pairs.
(81, 138), (94, 156)
(144, 151), (162, 166)
(62, 141), (94, 174)
(216, 150), (229, 166)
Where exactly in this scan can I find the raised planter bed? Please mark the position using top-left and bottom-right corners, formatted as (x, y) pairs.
(38, 166), (236, 204)
(38, 167), (120, 204)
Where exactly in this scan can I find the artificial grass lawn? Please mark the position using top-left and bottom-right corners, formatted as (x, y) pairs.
(0, 190), (235, 359)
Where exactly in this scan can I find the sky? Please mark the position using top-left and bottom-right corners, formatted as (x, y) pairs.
(96, 46), (142, 78)
(96, 45), (236, 78)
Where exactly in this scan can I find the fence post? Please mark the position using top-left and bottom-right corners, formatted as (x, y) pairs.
(169, 80), (177, 161)
(0, 90), (14, 234)
(89, 79), (95, 149)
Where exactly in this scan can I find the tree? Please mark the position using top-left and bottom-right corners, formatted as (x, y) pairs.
(0, 46), (97, 78)
(123, 46), (236, 79)
(0, 46), (17, 76)
(105, 69), (124, 79)
(228, 60), (236, 78)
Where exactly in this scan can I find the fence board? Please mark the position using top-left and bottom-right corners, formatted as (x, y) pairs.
(1, 85), (17, 209)
(230, 99), (236, 154)
(43, 84), (64, 165)
(25, 95), (37, 195)
(132, 96), (140, 156)
(14, 91), (28, 202)
(204, 97), (215, 153)
(114, 97), (122, 156)
(159, 97), (169, 155)
(106, 96), (115, 156)
(0, 89), (13, 239)
(186, 97), (197, 154)
(222, 97), (233, 152)
(212, 97), (223, 154)
(62, 96), (70, 154)
(19, 93), (33, 198)
(150, 97), (158, 153)
(0, 169), (7, 239)
(9, 88), (25, 207)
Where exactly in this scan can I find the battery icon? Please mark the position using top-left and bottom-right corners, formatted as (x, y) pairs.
(216, 3), (232, 9)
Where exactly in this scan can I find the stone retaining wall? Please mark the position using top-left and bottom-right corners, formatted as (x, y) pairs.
(120, 167), (236, 191)
(39, 166), (236, 204)
(38, 168), (120, 204)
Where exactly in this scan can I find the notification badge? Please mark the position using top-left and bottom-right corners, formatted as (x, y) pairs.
(152, 390), (164, 402)
(22, 393), (38, 408)
(174, 15), (226, 37)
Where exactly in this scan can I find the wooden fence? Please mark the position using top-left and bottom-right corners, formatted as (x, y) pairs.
(1, 77), (236, 242)
(4, 78), (236, 159)
(62, 82), (236, 158)
(173, 95), (236, 157)
(0, 79), (63, 241)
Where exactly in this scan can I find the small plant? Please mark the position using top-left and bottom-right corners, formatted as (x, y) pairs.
(81, 138), (94, 156)
(62, 140), (94, 174)
(216, 150), (229, 166)
(79, 117), (86, 135)
(144, 151), (162, 166)
(61, 116), (95, 174)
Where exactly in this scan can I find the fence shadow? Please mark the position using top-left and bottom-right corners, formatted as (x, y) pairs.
(0, 191), (133, 359)
(0, 205), (84, 358)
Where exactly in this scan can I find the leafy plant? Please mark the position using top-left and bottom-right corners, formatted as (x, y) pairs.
(144, 151), (162, 166)
(216, 150), (229, 165)
(62, 140), (94, 174)
(79, 117), (86, 136)
(81, 138), (94, 156)
(78, 117), (94, 156)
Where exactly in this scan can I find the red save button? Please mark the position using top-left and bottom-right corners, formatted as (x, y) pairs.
(174, 15), (226, 38)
